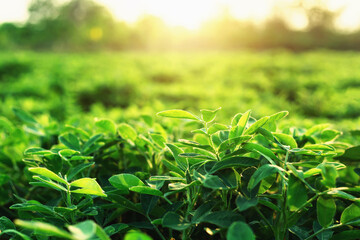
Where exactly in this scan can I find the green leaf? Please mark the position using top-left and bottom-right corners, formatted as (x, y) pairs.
(107, 194), (143, 214)
(201, 211), (243, 228)
(303, 144), (335, 151)
(341, 203), (360, 225)
(258, 127), (275, 141)
(178, 139), (213, 151)
(200, 107), (221, 122)
(10, 200), (54, 215)
(129, 186), (163, 196)
(209, 157), (259, 174)
(68, 220), (110, 240)
(258, 198), (281, 212)
(150, 176), (185, 181)
(248, 164), (282, 190)
(320, 164), (338, 188)
(317, 197), (336, 228)
(157, 109), (199, 120)
(208, 123), (229, 135)
(204, 175), (231, 190)
(15, 220), (73, 239)
(287, 175), (307, 211)
(229, 110), (251, 139)
(0, 216), (15, 231)
(31, 176), (67, 192)
(178, 153), (215, 160)
(58, 149), (81, 161)
(59, 133), (81, 151)
(95, 119), (117, 134)
(124, 231), (153, 240)
(141, 194), (159, 215)
(168, 181), (200, 191)
(0, 116), (14, 131)
(321, 129), (341, 142)
(227, 221), (255, 240)
(327, 190), (356, 201)
(243, 143), (279, 162)
(166, 143), (188, 171)
(331, 230), (360, 240)
(118, 123), (137, 141)
(335, 146), (360, 162)
(192, 202), (215, 224)
(161, 159), (185, 177)
(109, 174), (145, 191)
(218, 135), (252, 153)
(67, 162), (94, 181)
(13, 108), (38, 125)
(24, 147), (52, 155)
(236, 196), (258, 212)
(273, 133), (297, 149)
(0, 229), (31, 240)
(313, 221), (333, 240)
(162, 212), (190, 231)
(28, 167), (67, 185)
(263, 111), (288, 131)
(150, 133), (166, 148)
(82, 134), (103, 154)
(104, 223), (128, 236)
(244, 116), (269, 135)
(70, 178), (107, 197)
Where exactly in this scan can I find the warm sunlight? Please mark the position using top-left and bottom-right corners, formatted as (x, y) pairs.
(2, 0), (360, 31)
(97, 0), (360, 30)
(98, 0), (275, 29)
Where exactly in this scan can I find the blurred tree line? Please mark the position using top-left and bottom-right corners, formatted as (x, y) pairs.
(1, 0), (360, 51)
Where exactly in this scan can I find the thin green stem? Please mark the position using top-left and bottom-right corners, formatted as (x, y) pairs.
(274, 150), (290, 240)
(289, 193), (319, 221)
(65, 183), (75, 224)
(254, 206), (274, 234)
(304, 223), (343, 240)
(146, 215), (166, 240)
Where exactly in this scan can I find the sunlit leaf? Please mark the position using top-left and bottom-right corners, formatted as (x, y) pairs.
(227, 221), (255, 240)
(118, 123), (137, 141)
(70, 178), (107, 197)
(317, 197), (336, 228)
(28, 167), (67, 185)
(95, 119), (117, 134)
(157, 109), (199, 120)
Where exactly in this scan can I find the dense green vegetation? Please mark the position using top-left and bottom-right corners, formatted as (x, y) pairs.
(1, 51), (360, 128)
(0, 50), (360, 239)
(1, 106), (360, 239)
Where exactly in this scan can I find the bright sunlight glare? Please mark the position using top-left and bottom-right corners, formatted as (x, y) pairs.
(98, 0), (360, 30)
(98, 0), (274, 29)
(2, 0), (360, 31)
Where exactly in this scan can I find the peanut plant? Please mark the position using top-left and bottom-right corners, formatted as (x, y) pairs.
(1, 108), (360, 240)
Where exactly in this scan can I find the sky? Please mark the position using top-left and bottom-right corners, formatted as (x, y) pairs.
(1, 0), (360, 30)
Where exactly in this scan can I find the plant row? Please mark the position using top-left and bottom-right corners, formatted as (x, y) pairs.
(1, 108), (360, 239)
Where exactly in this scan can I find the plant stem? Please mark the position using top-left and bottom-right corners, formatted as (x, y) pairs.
(275, 150), (289, 240)
(304, 223), (342, 240)
(146, 215), (166, 240)
(254, 206), (274, 234)
(65, 183), (75, 224)
(288, 193), (319, 221)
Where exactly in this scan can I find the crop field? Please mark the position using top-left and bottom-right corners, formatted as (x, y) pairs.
(1, 50), (360, 240)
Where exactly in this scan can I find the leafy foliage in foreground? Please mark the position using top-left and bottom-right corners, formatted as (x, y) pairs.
(1, 108), (360, 239)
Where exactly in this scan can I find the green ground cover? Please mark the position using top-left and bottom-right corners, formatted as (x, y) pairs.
(1, 50), (360, 239)
(1, 50), (360, 127)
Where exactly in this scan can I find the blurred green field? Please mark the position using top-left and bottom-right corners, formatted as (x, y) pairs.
(2, 50), (360, 239)
(1, 50), (360, 130)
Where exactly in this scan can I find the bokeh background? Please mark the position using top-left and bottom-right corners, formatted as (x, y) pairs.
(1, 0), (360, 131)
